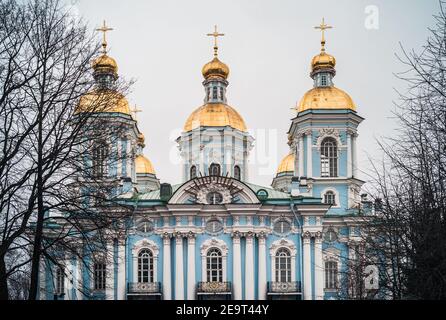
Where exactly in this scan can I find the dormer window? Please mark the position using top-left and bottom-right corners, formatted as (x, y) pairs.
(321, 74), (327, 86)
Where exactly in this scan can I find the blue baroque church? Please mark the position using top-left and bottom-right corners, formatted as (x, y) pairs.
(38, 21), (375, 301)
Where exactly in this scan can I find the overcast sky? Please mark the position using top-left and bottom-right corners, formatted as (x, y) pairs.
(70, 0), (439, 187)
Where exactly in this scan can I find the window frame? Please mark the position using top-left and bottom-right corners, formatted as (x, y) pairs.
(190, 165), (197, 179)
(209, 163), (221, 176)
(138, 249), (154, 284)
(206, 248), (223, 283)
(320, 137), (338, 178)
(275, 248), (292, 283)
(55, 267), (65, 296)
(92, 141), (108, 178)
(234, 165), (241, 180)
(325, 260), (339, 290)
(93, 262), (106, 291)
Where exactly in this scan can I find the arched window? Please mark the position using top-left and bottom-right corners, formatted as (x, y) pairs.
(219, 87), (224, 100)
(209, 163), (221, 176)
(93, 262), (106, 291)
(190, 165), (197, 179)
(92, 141), (107, 178)
(325, 261), (338, 289)
(234, 166), (241, 180)
(55, 267), (65, 296)
(206, 248), (223, 282)
(275, 248), (292, 283)
(138, 249), (154, 283)
(324, 191), (336, 205)
(321, 138), (338, 177)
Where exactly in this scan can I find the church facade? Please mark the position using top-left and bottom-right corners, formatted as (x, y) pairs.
(38, 22), (375, 301)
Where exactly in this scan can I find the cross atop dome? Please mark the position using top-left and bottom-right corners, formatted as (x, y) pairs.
(96, 20), (114, 54)
(314, 18), (333, 53)
(207, 25), (225, 58)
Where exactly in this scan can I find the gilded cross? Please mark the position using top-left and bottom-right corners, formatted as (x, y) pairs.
(314, 18), (333, 52)
(96, 20), (114, 54)
(131, 105), (142, 121)
(207, 25), (225, 57)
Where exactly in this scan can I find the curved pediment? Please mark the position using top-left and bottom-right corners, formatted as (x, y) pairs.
(168, 176), (260, 205)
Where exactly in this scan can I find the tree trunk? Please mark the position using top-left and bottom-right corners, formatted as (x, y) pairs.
(28, 97), (45, 301)
(0, 253), (9, 300)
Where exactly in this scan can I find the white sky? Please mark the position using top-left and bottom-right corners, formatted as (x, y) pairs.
(71, 0), (439, 187)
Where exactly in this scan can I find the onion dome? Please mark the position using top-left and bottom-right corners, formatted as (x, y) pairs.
(202, 57), (230, 80)
(277, 153), (295, 175)
(75, 90), (131, 115)
(184, 103), (247, 132)
(92, 54), (118, 78)
(297, 18), (356, 113)
(311, 52), (336, 74)
(298, 87), (356, 112)
(135, 155), (156, 175)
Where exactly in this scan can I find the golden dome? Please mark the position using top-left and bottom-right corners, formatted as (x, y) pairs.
(92, 54), (118, 76)
(311, 52), (336, 73)
(202, 57), (230, 80)
(135, 155), (156, 175)
(75, 90), (131, 115)
(277, 153), (295, 174)
(298, 86), (356, 112)
(184, 103), (247, 132)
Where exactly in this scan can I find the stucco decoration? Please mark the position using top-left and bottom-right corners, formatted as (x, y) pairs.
(169, 176), (260, 204)
(316, 128), (343, 148)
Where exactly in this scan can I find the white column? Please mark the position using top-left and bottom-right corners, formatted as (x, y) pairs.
(117, 139), (122, 177)
(306, 132), (313, 178)
(187, 234), (196, 300)
(314, 234), (324, 300)
(126, 139), (132, 179)
(106, 242), (115, 300)
(298, 135), (304, 177)
(352, 134), (358, 177)
(66, 258), (74, 300)
(245, 234), (255, 300)
(347, 133), (353, 178)
(76, 256), (83, 300)
(163, 234), (172, 300)
(232, 233), (242, 300)
(303, 233), (312, 300)
(258, 234), (267, 300)
(39, 259), (46, 300)
(117, 239), (126, 300)
(175, 234), (184, 300)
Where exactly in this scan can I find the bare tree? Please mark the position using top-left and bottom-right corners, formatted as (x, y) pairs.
(346, 0), (446, 300)
(0, 0), (133, 300)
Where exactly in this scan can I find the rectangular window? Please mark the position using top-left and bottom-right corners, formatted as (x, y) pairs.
(56, 267), (65, 296)
(94, 263), (106, 291)
(325, 261), (338, 289)
(321, 75), (327, 86)
(212, 87), (218, 100)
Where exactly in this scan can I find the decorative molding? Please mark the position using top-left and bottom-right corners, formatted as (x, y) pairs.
(269, 238), (297, 257)
(131, 239), (159, 257)
(316, 128), (343, 148)
(200, 238), (229, 257)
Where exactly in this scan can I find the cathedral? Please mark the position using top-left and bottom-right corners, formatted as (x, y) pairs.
(38, 20), (374, 301)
